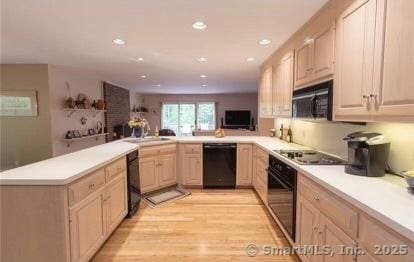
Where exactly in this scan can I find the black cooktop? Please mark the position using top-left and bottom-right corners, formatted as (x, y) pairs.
(274, 150), (347, 165)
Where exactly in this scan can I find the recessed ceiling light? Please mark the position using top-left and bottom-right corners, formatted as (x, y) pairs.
(192, 21), (207, 30)
(247, 57), (255, 62)
(156, 84), (161, 87)
(113, 38), (126, 45)
(202, 84), (207, 87)
(197, 57), (207, 62)
(200, 74), (207, 78)
(140, 75), (146, 78)
(258, 39), (271, 45)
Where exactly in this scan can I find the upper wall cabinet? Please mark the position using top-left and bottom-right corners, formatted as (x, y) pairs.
(294, 23), (335, 89)
(334, 0), (414, 122)
(259, 67), (273, 117)
(372, 0), (414, 121)
(272, 51), (294, 117)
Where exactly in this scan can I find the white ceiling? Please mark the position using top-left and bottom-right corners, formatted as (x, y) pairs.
(1, 0), (327, 94)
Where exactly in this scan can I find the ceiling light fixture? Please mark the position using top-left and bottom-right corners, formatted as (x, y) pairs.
(197, 57), (207, 62)
(140, 75), (146, 78)
(156, 84), (161, 87)
(202, 84), (207, 87)
(113, 38), (126, 45)
(247, 57), (255, 62)
(258, 39), (271, 45)
(200, 74), (207, 78)
(192, 21), (207, 30)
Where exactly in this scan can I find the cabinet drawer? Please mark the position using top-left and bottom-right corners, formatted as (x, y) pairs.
(68, 169), (105, 206)
(359, 215), (414, 262)
(140, 144), (176, 157)
(105, 157), (126, 182)
(298, 175), (358, 238)
(183, 144), (202, 154)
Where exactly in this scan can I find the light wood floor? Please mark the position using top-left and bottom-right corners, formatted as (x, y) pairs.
(92, 189), (299, 261)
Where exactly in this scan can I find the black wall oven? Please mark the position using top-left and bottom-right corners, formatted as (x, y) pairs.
(292, 80), (333, 121)
(267, 154), (297, 241)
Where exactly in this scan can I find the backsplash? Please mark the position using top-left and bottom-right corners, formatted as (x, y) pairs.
(274, 118), (414, 172)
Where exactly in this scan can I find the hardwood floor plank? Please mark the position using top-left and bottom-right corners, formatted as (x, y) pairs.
(92, 189), (298, 261)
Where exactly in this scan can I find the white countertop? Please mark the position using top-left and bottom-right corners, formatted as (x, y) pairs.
(1, 136), (413, 241)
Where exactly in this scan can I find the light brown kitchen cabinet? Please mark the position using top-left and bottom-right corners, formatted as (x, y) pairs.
(253, 147), (268, 204)
(334, 0), (377, 120)
(105, 174), (128, 234)
(295, 41), (314, 88)
(139, 145), (177, 193)
(139, 156), (159, 193)
(259, 67), (273, 117)
(334, 0), (414, 122)
(69, 190), (107, 262)
(183, 153), (202, 185)
(295, 23), (335, 89)
(318, 214), (356, 262)
(296, 194), (320, 262)
(236, 144), (253, 186)
(371, 0), (414, 121)
(158, 153), (177, 186)
(273, 51), (294, 117)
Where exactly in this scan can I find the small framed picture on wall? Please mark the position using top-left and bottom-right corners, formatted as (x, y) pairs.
(0, 90), (39, 116)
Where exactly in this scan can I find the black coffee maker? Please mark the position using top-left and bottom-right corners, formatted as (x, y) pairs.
(344, 131), (390, 177)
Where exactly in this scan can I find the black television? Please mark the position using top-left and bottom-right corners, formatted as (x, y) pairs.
(225, 110), (251, 126)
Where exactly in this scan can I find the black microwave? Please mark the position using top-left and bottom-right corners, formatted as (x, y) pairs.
(292, 80), (333, 121)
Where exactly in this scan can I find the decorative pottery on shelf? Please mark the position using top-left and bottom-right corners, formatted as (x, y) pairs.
(128, 118), (150, 138)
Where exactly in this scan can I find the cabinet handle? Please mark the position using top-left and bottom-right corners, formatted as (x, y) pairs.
(362, 95), (370, 100)
(314, 195), (320, 201)
(313, 226), (318, 231)
(370, 94), (377, 99)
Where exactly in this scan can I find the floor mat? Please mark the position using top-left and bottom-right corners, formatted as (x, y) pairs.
(143, 187), (190, 208)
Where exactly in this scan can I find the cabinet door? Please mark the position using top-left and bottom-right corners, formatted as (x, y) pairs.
(313, 24), (335, 80)
(295, 41), (313, 88)
(139, 156), (158, 193)
(69, 191), (107, 262)
(260, 67), (273, 117)
(272, 62), (283, 116)
(106, 173), (127, 234)
(183, 153), (202, 185)
(372, 0), (414, 120)
(281, 52), (294, 114)
(296, 195), (320, 262)
(252, 146), (258, 189)
(236, 144), (253, 185)
(334, 0), (377, 120)
(318, 214), (356, 262)
(158, 153), (177, 187)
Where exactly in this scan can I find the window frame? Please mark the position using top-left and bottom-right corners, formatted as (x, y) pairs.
(161, 102), (216, 135)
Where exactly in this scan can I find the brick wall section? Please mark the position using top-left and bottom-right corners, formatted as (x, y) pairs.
(103, 82), (130, 142)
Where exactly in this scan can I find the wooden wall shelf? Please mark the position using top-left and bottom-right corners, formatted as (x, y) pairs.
(62, 133), (108, 147)
(63, 108), (106, 117)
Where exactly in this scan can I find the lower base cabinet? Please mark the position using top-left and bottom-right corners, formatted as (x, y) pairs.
(296, 174), (414, 262)
(69, 173), (127, 262)
(139, 145), (177, 193)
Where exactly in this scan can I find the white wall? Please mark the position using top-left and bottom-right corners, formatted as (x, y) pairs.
(274, 118), (414, 172)
(0, 64), (53, 170)
(48, 65), (105, 156)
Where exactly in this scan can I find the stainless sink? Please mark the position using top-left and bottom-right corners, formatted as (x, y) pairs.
(124, 137), (170, 144)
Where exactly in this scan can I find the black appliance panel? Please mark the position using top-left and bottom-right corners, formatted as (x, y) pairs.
(126, 150), (141, 217)
(267, 155), (297, 241)
(292, 80), (333, 120)
(203, 143), (237, 188)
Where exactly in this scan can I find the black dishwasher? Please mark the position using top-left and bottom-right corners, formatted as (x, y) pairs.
(126, 150), (140, 217)
(203, 143), (237, 188)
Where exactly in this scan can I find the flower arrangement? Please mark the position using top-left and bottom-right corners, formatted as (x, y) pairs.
(128, 118), (150, 129)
